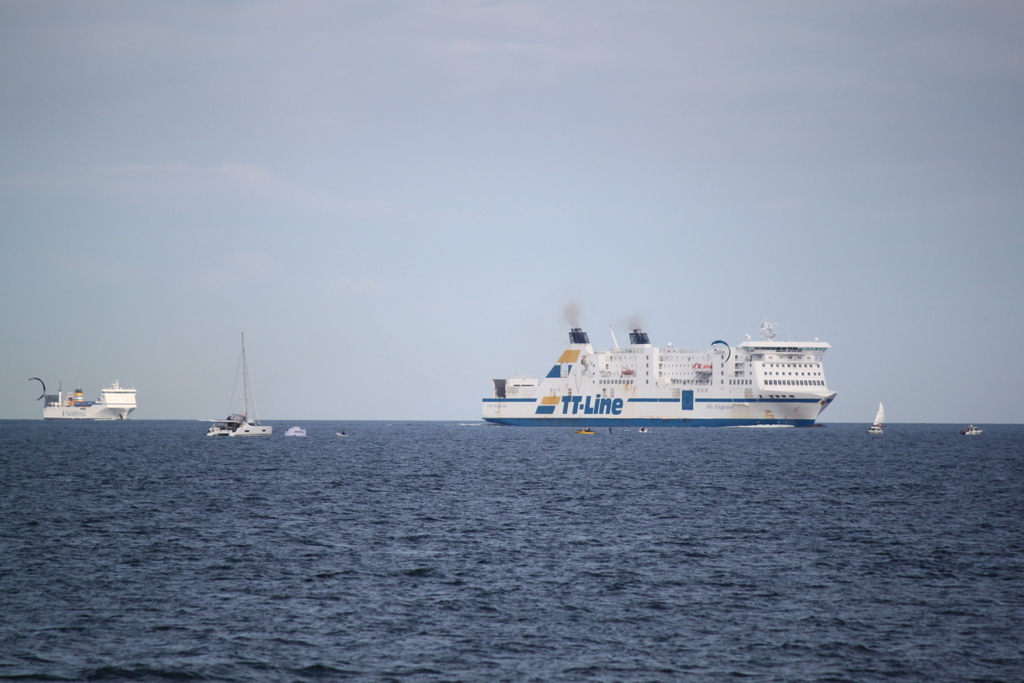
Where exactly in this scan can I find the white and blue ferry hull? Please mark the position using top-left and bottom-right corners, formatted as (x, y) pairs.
(483, 396), (835, 427)
(482, 322), (837, 428)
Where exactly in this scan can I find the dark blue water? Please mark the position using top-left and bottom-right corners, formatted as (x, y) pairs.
(2, 421), (1022, 682)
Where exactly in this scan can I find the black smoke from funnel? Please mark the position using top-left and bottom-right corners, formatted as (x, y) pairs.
(563, 302), (581, 328)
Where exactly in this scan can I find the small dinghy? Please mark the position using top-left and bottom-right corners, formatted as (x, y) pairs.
(284, 426), (306, 437)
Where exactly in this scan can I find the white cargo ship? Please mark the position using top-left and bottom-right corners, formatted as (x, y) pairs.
(483, 320), (836, 427)
(35, 380), (137, 420)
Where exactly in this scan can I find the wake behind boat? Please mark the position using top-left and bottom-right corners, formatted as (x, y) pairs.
(207, 333), (271, 437)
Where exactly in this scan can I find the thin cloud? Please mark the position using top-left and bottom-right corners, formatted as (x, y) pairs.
(333, 277), (380, 297)
(195, 251), (282, 289)
(0, 163), (371, 215)
(753, 197), (810, 211)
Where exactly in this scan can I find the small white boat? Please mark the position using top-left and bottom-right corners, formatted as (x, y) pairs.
(206, 333), (272, 437)
(960, 425), (982, 436)
(284, 426), (306, 437)
(639, 426), (648, 433)
(336, 431), (348, 437)
(868, 402), (885, 435)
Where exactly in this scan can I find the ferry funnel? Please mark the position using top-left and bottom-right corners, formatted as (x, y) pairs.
(629, 329), (650, 345)
(568, 328), (590, 344)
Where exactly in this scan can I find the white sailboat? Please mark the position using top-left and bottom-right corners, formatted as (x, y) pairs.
(207, 333), (272, 436)
(868, 402), (885, 435)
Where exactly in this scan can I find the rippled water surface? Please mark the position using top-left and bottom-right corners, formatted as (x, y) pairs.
(2, 421), (1022, 682)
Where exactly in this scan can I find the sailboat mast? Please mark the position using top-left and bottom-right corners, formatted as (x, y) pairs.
(241, 332), (249, 420)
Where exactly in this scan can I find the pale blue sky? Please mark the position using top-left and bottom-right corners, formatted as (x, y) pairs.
(2, 1), (1022, 423)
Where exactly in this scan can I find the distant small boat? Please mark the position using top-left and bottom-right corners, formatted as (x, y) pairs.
(575, 428), (597, 435)
(868, 402), (885, 435)
(336, 431), (349, 437)
(639, 426), (648, 433)
(960, 425), (982, 436)
(284, 426), (306, 437)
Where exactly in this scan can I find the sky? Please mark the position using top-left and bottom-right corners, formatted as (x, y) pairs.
(2, 1), (1022, 423)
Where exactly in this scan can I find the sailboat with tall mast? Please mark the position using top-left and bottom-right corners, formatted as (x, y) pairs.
(868, 402), (885, 435)
(206, 333), (272, 436)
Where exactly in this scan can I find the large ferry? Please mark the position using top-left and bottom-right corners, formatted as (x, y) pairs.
(482, 320), (836, 427)
(32, 379), (137, 420)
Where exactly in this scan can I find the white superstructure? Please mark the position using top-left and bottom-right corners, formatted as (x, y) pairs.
(40, 380), (137, 420)
(483, 320), (837, 427)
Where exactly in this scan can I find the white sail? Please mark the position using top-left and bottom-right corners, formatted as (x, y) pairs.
(873, 402), (885, 426)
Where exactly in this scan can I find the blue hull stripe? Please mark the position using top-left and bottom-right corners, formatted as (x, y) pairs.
(627, 398), (677, 403)
(621, 397), (826, 405)
(483, 417), (817, 427)
(482, 397), (822, 405)
(697, 398), (822, 404)
(482, 398), (536, 403)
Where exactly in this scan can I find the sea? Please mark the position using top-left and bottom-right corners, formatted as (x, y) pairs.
(1, 420), (1021, 682)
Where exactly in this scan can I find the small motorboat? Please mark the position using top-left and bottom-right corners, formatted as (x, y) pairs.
(284, 426), (306, 437)
(574, 428), (597, 435)
(336, 431), (349, 437)
(639, 426), (648, 433)
(960, 425), (982, 435)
